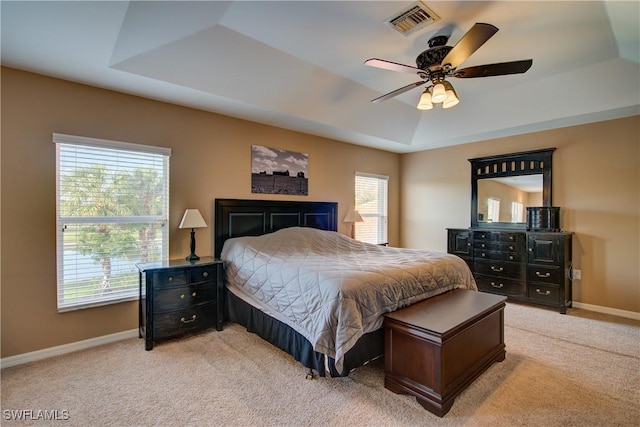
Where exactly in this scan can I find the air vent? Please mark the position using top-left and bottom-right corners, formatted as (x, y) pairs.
(386, 1), (440, 36)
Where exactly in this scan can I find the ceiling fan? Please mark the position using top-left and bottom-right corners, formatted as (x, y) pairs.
(365, 23), (532, 110)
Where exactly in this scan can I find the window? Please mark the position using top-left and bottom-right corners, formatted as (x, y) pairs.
(54, 134), (170, 312)
(487, 197), (500, 222)
(355, 172), (388, 244)
(511, 201), (524, 223)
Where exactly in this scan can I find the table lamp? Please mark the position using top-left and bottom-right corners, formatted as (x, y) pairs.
(179, 209), (207, 261)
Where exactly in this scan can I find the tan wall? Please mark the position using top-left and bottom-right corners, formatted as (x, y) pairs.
(401, 115), (640, 313)
(0, 67), (400, 357)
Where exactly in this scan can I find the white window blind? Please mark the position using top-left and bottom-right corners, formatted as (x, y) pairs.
(54, 134), (170, 312)
(512, 201), (524, 223)
(487, 197), (500, 222)
(355, 172), (388, 244)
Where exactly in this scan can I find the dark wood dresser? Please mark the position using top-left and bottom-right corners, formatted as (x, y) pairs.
(137, 257), (223, 350)
(447, 229), (573, 313)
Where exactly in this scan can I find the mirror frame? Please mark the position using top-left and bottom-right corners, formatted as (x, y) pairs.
(469, 148), (555, 229)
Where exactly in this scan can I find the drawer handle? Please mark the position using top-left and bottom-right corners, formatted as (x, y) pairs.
(481, 252), (486, 257)
(536, 289), (551, 296)
(509, 246), (514, 250)
(481, 243), (486, 248)
(536, 271), (551, 278)
(491, 266), (504, 272)
(509, 236), (514, 241)
(509, 255), (514, 261)
(181, 315), (197, 323)
(180, 292), (197, 299)
(168, 276), (174, 282)
(202, 271), (209, 278)
(490, 282), (504, 289)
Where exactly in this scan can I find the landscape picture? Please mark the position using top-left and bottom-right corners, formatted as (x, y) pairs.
(251, 145), (309, 195)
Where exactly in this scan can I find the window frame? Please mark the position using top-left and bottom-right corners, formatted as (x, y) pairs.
(54, 133), (171, 312)
(354, 172), (389, 245)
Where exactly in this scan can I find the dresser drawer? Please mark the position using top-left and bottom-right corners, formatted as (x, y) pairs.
(473, 231), (525, 244)
(151, 269), (187, 289)
(153, 282), (216, 313)
(527, 265), (562, 284)
(190, 265), (218, 284)
(475, 274), (526, 297)
(474, 240), (525, 253)
(475, 259), (525, 280)
(527, 283), (560, 304)
(473, 231), (500, 242)
(475, 250), (526, 263)
(153, 303), (217, 340)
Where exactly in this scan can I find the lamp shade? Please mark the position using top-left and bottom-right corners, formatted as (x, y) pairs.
(179, 209), (207, 229)
(416, 88), (434, 110)
(431, 82), (447, 103)
(343, 209), (364, 223)
(442, 81), (459, 109)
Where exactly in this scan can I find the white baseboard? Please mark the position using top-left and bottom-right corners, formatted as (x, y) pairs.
(1, 329), (138, 369)
(572, 302), (640, 321)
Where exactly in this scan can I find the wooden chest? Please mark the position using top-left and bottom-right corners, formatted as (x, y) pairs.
(383, 289), (507, 417)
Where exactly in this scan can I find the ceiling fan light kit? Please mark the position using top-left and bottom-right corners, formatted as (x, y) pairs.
(365, 23), (532, 112)
(416, 80), (459, 110)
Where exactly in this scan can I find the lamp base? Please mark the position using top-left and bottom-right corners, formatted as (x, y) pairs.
(186, 229), (200, 261)
(185, 253), (200, 261)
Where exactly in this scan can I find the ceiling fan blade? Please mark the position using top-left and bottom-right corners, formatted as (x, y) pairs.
(454, 59), (533, 78)
(365, 58), (423, 75)
(440, 23), (499, 69)
(371, 81), (426, 103)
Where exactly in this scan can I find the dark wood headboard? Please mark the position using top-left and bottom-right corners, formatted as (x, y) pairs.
(214, 199), (338, 258)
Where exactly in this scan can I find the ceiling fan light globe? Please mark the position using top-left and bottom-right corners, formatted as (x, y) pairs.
(442, 90), (459, 109)
(417, 89), (433, 110)
(431, 83), (447, 103)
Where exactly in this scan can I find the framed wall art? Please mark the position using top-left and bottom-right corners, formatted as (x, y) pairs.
(251, 145), (308, 195)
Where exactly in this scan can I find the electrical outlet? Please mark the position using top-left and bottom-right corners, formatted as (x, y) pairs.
(571, 269), (582, 280)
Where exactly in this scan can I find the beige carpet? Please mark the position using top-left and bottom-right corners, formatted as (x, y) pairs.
(2, 302), (639, 426)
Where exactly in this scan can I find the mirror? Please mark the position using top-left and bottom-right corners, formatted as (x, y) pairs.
(470, 149), (555, 229)
(477, 175), (543, 224)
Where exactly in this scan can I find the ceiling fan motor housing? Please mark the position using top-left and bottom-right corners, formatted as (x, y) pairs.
(416, 45), (452, 72)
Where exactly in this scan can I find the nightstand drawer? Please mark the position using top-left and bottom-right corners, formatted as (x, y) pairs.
(151, 270), (187, 289)
(153, 303), (217, 340)
(153, 283), (216, 313)
(190, 265), (218, 284)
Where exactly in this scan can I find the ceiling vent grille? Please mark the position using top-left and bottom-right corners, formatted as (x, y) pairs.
(386, 1), (440, 36)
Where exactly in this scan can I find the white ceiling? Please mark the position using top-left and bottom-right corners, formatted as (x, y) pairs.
(2, 1), (638, 153)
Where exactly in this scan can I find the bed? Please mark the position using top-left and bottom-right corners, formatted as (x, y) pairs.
(214, 199), (477, 377)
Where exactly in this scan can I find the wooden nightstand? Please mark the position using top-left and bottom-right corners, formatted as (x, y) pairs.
(137, 257), (223, 350)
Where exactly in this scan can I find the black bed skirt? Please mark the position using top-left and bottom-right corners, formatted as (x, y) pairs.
(225, 289), (384, 377)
